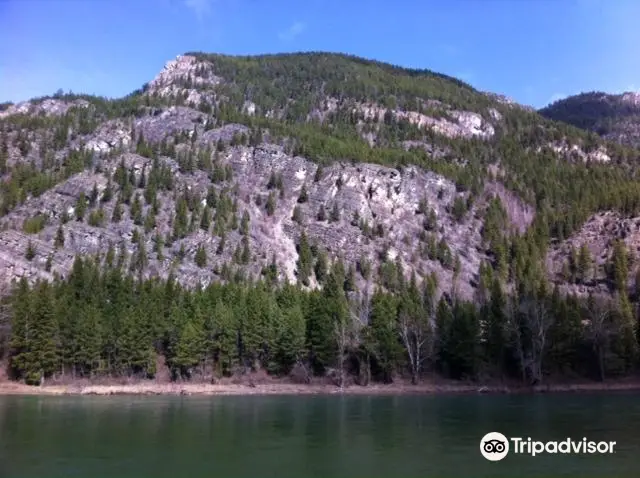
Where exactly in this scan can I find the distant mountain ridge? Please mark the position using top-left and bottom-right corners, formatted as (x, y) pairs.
(539, 90), (640, 148)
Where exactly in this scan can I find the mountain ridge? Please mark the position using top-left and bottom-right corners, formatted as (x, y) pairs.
(539, 90), (640, 148)
(2, 51), (640, 387)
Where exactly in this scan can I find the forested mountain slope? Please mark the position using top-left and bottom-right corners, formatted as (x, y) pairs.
(540, 91), (640, 148)
(1, 52), (640, 387)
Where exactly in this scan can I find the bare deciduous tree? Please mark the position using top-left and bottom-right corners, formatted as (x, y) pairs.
(348, 289), (371, 385)
(519, 295), (554, 385)
(0, 275), (11, 362)
(398, 304), (432, 385)
(585, 294), (616, 381)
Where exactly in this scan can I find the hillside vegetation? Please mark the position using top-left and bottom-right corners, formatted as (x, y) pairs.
(540, 91), (640, 148)
(1, 52), (640, 388)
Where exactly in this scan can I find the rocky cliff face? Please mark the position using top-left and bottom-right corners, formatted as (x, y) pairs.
(4, 51), (633, 303)
(0, 112), (515, 300)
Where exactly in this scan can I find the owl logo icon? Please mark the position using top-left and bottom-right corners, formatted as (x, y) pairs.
(480, 432), (510, 461)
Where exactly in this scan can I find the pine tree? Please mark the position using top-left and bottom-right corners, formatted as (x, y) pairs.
(209, 300), (238, 375)
(200, 205), (211, 231)
(344, 264), (356, 292)
(297, 231), (313, 286)
(131, 193), (143, 225)
(292, 205), (303, 224)
(297, 184), (308, 203)
(89, 182), (99, 207)
(75, 192), (87, 221)
(25, 241), (36, 261)
(54, 224), (65, 249)
(173, 197), (189, 239)
(240, 210), (250, 235)
(485, 278), (507, 372)
(330, 202), (341, 222)
(611, 240), (629, 294)
(111, 200), (123, 223)
(317, 204), (326, 221)
(174, 320), (206, 377)
(266, 192), (276, 216)
(314, 248), (328, 284)
(195, 244), (207, 268)
(216, 233), (226, 255)
(577, 244), (592, 284)
(143, 210), (156, 233)
(101, 178), (113, 203)
(240, 236), (251, 264)
(9, 281), (60, 384)
(267, 171), (278, 189)
(369, 291), (401, 383)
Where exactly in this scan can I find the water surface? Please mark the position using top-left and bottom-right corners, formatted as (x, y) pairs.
(0, 392), (638, 477)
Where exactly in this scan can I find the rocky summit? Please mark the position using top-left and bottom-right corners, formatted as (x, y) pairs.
(1, 52), (640, 303)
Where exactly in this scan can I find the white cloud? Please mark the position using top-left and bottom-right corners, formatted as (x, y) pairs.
(184, 0), (214, 21)
(278, 21), (306, 41)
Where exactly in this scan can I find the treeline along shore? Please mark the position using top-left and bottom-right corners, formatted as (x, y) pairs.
(1, 255), (640, 393)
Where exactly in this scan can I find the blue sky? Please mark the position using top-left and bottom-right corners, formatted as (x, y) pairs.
(2, 0), (639, 108)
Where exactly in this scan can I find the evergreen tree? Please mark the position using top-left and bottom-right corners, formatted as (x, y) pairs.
(195, 245), (207, 268)
(369, 291), (400, 383)
(89, 182), (99, 207)
(75, 192), (87, 221)
(216, 233), (226, 255)
(577, 244), (592, 284)
(611, 240), (629, 294)
(314, 248), (328, 284)
(317, 204), (326, 221)
(330, 202), (341, 222)
(111, 200), (123, 223)
(266, 192), (276, 216)
(292, 205), (304, 224)
(101, 178), (113, 203)
(25, 241), (36, 261)
(9, 280), (60, 385)
(297, 184), (309, 203)
(174, 320), (206, 377)
(485, 278), (508, 373)
(200, 205), (211, 231)
(54, 224), (65, 249)
(240, 210), (250, 236)
(297, 231), (313, 286)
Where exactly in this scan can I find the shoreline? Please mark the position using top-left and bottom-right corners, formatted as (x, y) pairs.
(2, 380), (640, 397)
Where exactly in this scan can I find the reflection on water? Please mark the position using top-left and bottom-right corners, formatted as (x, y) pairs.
(0, 392), (639, 477)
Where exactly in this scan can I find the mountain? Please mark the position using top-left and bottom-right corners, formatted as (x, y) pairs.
(540, 91), (640, 148)
(1, 52), (640, 387)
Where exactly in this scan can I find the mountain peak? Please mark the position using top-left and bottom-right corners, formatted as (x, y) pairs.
(620, 91), (640, 106)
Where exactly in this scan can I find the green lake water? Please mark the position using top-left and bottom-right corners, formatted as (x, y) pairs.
(0, 392), (638, 477)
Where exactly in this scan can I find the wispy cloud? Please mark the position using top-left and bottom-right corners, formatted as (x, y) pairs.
(184, 0), (214, 21)
(278, 21), (306, 41)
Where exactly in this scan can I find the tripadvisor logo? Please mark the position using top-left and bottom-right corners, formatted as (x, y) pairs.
(480, 432), (616, 461)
